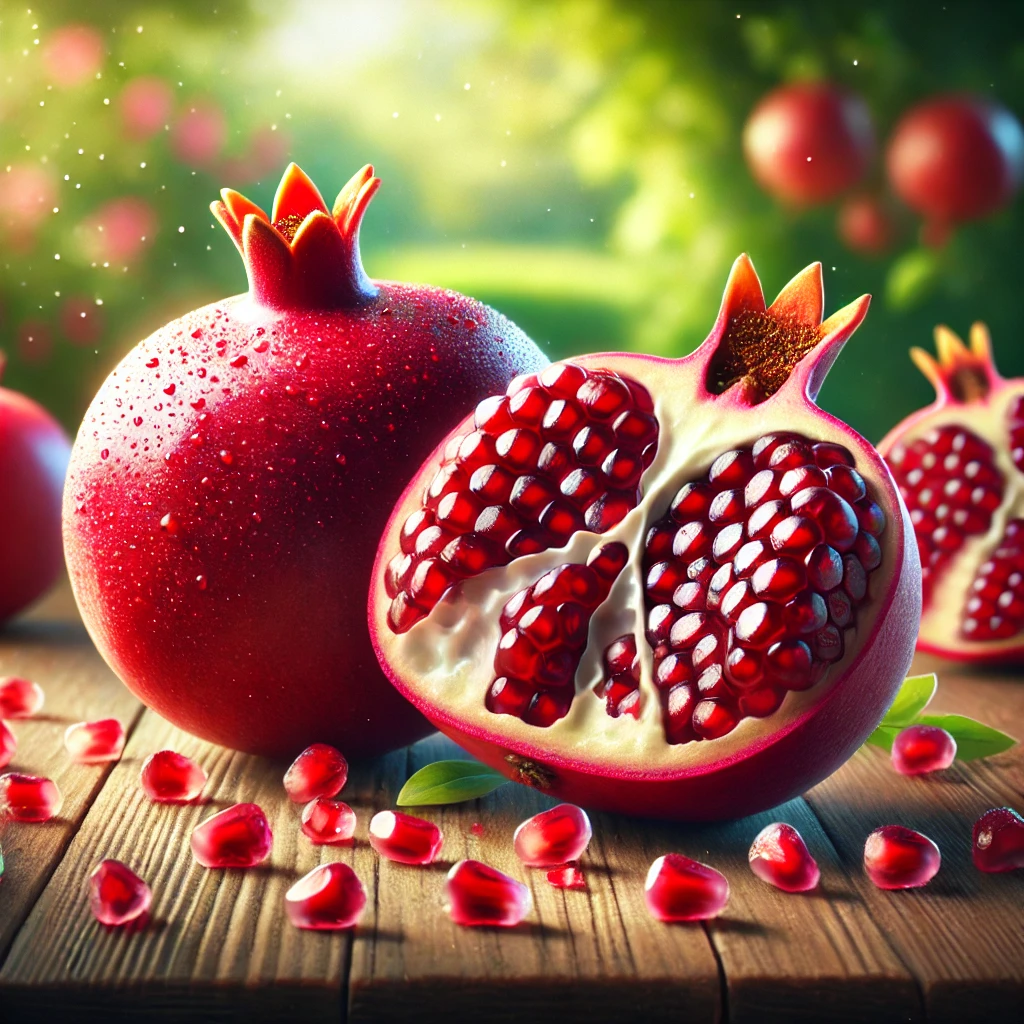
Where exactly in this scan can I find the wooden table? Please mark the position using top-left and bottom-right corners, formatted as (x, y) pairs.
(1, 583), (1021, 1023)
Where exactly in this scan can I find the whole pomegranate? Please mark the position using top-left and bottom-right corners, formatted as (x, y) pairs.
(743, 82), (875, 206)
(369, 256), (920, 820)
(880, 323), (1024, 662)
(0, 355), (70, 622)
(887, 96), (1024, 225)
(837, 194), (896, 257)
(63, 163), (548, 757)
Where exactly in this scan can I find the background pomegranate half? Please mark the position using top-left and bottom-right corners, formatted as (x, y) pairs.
(879, 323), (1024, 662)
(63, 162), (548, 757)
(370, 256), (920, 821)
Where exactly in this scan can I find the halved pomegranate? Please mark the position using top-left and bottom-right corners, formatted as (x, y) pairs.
(369, 256), (920, 821)
(879, 323), (1024, 661)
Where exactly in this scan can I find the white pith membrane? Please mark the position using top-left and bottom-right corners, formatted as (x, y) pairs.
(879, 324), (1024, 658)
(372, 260), (903, 773)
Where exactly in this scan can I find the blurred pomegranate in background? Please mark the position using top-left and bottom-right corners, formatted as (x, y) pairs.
(837, 194), (896, 256)
(59, 297), (105, 347)
(172, 101), (228, 167)
(77, 197), (157, 265)
(42, 24), (104, 87)
(120, 77), (175, 141)
(744, 82), (875, 205)
(887, 96), (1024, 232)
(0, 164), (56, 250)
(16, 321), (53, 366)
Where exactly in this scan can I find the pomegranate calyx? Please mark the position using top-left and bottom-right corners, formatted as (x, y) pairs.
(911, 322), (1001, 404)
(705, 255), (870, 405)
(504, 754), (555, 789)
(211, 162), (380, 311)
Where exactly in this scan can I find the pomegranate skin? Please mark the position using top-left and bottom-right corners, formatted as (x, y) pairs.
(63, 164), (547, 757)
(0, 361), (71, 623)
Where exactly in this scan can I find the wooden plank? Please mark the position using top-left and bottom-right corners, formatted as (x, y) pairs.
(0, 583), (142, 962)
(803, 653), (1024, 1024)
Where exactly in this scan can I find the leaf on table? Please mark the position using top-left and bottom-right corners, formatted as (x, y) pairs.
(865, 724), (901, 753)
(879, 673), (937, 726)
(397, 760), (508, 806)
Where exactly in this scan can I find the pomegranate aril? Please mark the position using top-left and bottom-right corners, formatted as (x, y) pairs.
(739, 685), (785, 717)
(812, 441), (855, 468)
(735, 602), (784, 648)
(442, 534), (502, 576)
(470, 465), (516, 504)
(190, 803), (273, 868)
(1, 721), (16, 769)
(745, 470), (780, 507)
(891, 725), (956, 775)
(748, 822), (820, 892)
(0, 677), (44, 718)
(140, 750), (207, 802)
(560, 468), (601, 506)
(665, 684), (697, 742)
(863, 825), (940, 889)
(89, 860), (152, 927)
(508, 385), (548, 425)
(577, 374), (632, 419)
(725, 645), (763, 688)
(826, 464), (867, 502)
(779, 464), (827, 497)
(285, 863), (366, 930)
(283, 743), (348, 803)
(751, 557), (806, 601)
(399, 508), (434, 553)
(446, 859), (531, 927)
(692, 699), (737, 739)
(486, 676), (533, 716)
(64, 719), (126, 764)
(673, 521), (712, 560)
(766, 639), (813, 690)
(547, 863), (587, 890)
(540, 361), (587, 397)
(586, 491), (634, 533)
(805, 544), (844, 591)
(514, 803), (592, 867)
(644, 853), (729, 922)
(369, 810), (443, 865)
(771, 515), (822, 554)
(301, 797), (357, 844)
(972, 807), (1024, 873)
(0, 772), (63, 822)
(474, 394), (514, 432)
(790, 487), (859, 552)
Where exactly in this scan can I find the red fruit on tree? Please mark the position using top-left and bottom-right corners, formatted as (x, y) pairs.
(0, 358), (70, 624)
(743, 82), (875, 206)
(863, 824), (940, 889)
(748, 821), (820, 892)
(370, 256), (920, 821)
(837, 194), (896, 256)
(63, 162), (547, 758)
(890, 724), (956, 775)
(879, 323), (1024, 661)
(972, 807), (1024, 873)
(887, 95), (1024, 229)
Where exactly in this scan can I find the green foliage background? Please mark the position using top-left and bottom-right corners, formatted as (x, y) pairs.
(1, 0), (1022, 442)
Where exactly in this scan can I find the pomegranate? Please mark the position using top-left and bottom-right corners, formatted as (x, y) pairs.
(863, 824), (940, 889)
(370, 255), (920, 821)
(88, 860), (152, 927)
(890, 724), (956, 775)
(445, 860), (531, 927)
(743, 82), (875, 206)
(285, 862), (366, 930)
(887, 96), (1024, 228)
(64, 719), (126, 764)
(301, 797), (356, 845)
(140, 750), (207, 803)
(879, 323), (1024, 661)
(748, 821), (819, 892)
(62, 162), (548, 758)
(0, 357), (70, 624)
(0, 773), (63, 822)
(645, 854), (729, 922)
(837, 194), (896, 257)
(972, 807), (1024, 873)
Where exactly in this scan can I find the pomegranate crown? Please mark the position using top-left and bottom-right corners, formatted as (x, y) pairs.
(910, 322), (1003, 403)
(703, 254), (871, 405)
(211, 162), (381, 311)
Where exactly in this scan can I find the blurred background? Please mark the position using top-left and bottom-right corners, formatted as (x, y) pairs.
(1, 0), (1022, 442)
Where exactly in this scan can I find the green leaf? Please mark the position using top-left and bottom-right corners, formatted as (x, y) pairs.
(881, 673), (937, 726)
(397, 760), (508, 807)
(916, 714), (1018, 761)
(865, 724), (902, 753)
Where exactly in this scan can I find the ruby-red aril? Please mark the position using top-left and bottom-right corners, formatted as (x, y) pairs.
(88, 859), (152, 927)
(547, 863), (586, 890)
(0, 677), (44, 718)
(370, 255), (920, 821)
(283, 743), (348, 803)
(368, 810), (443, 865)
(891, 724), (956, 775)
(513, 803), (592, 867)
(140, 750), (207, 803)
(972, 807), (1024, 873)
(285, 862), (366, 930)
(0, 721), (15, 769)
(301, 797), (356, 845)
(748, 822), (820, 892)
(445, 859), (532, 927)
(190, 802), (273, 868)
(0, 772), (63, 822)
(864, 825), (940, 889)
(645, 853), (729, 922)
(64, 719), (126, 764)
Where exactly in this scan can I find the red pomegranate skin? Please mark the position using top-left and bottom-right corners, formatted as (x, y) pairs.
(0, 358), (71, 622)
(63, 164), (548, 757)
(743, 82), (875, 206)
(887, 95), (1024, 223)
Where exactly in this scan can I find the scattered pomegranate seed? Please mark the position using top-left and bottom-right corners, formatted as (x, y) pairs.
(547, 863), (586, 890)
(0, 772), (63, 822)
(368, 810), (443, 865)
(513, 803), (592, 867)
(0, 677), (44, 718)
(64, 719), (126, 764)
(140, 750), (207, 803)
(301, 797), (356, 845)
(748, 822), (820, 892)
(283, 743), (348, 803)
(470, 822), (485, 837)
(863, 825), (940, 889)
(0, 721), (15, 770)
(645, 854), (729, 922)
(445, 859), (532, 927)
(190, 803), (273, 868)
(285, 862), (366, 930)
(891, 724), (957, 775)
(972, 807), (1024, 873)
(88, 859), (152, 927)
